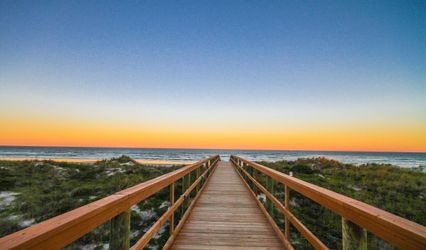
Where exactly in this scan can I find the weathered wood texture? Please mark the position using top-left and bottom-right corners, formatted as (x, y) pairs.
(110, 209), (130, 250)
(171, 161), (283, 249)
(342, 218), (367, 250)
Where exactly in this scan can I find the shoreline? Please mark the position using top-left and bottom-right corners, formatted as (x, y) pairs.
(0, 157), (194, 166)
(0, 155), (424, 169)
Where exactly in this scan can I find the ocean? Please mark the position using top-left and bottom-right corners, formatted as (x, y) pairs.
(0, 146), (425, 168)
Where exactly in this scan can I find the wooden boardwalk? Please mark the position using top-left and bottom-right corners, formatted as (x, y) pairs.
(171, 161), (283, 249)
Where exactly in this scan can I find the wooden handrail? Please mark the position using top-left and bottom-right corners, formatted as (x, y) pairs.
(230, 155), (426, 250)
(233, 160), (295, 250)
(0, 155), (220, 250)
(132, 158), (217, 249)
(234, 161), (327, 249)
(162, 159), (218, 249)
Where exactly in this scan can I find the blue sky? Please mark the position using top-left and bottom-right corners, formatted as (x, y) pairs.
(0, 1), (425, 150)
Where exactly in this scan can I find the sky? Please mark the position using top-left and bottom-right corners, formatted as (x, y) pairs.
(0, 0), (425, 152)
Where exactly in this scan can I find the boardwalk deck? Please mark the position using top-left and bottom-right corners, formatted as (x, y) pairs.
(171, 161), (283, 249)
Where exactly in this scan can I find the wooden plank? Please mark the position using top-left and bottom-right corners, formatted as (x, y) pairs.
(173, 245), (282, 250)
(177, 232), (280, 239)
(171, 162), (283, 249)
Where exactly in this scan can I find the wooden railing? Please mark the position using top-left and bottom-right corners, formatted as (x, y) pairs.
(0, 155), (220, 250)
(230, 155), (426, 250)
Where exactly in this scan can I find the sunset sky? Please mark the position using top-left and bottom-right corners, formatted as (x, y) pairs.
(1, 1), (425, 152)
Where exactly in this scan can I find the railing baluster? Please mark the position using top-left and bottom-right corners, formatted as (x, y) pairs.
(342, 218), (367, 250)
(110, 208), (131, 250)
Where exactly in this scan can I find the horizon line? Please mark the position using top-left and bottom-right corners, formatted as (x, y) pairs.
(0, 144), (425, 154)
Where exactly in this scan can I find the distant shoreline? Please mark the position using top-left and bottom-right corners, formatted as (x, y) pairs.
(0, 157), (193, 166)
(1, 147), (425, 168)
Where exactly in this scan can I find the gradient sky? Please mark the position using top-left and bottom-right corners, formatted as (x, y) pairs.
(1, 1), (425, 151)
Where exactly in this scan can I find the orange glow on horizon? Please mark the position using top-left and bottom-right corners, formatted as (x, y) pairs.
(1, 116), (425, 153)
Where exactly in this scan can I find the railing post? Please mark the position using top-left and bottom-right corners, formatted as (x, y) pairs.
(110, 209), (130, 250)
(170, 181), (175, 235)
(285, 185), (290, 240)
(342, 218), (367, 250)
